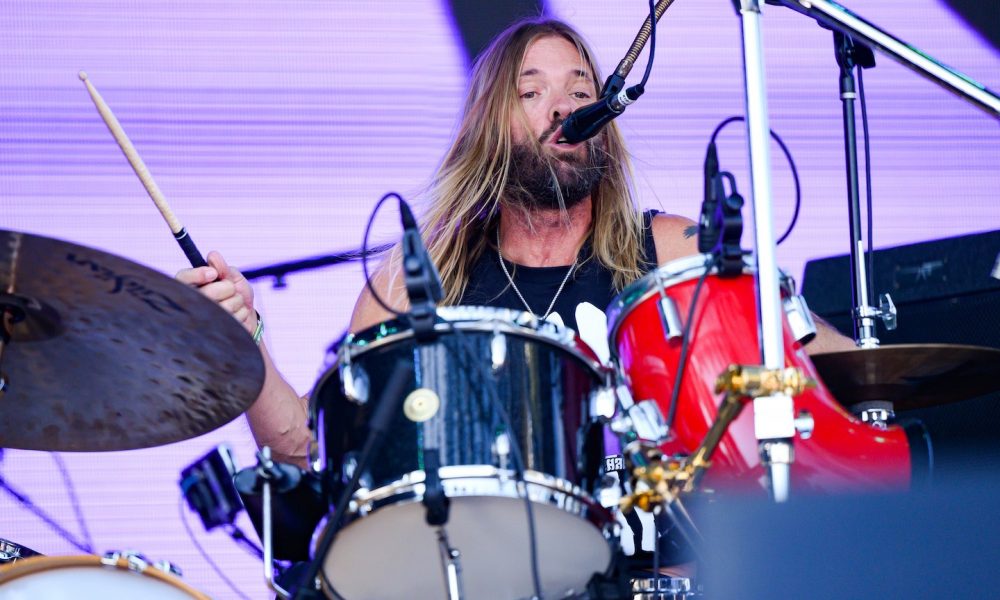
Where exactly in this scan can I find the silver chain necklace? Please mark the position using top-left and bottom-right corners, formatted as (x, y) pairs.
(496, 230), (578, 321)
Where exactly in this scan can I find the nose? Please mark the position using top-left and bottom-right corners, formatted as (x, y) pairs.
(550, 94), (574, 123)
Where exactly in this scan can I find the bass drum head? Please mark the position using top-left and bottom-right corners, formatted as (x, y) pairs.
(318, 493), (611, 600)
(0, 555), (208, 599)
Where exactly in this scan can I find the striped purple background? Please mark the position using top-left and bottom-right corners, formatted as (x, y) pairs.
(1, 1), (997, 597)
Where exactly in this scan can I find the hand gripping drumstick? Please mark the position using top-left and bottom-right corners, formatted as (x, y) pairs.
(78, 71), (208, 268)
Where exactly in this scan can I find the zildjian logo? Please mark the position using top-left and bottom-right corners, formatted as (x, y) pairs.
(66, 254), (189, 315)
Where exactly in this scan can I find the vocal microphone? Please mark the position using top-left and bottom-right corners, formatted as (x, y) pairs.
(398, 198), (442, 340)
(560, 84), (645, 145)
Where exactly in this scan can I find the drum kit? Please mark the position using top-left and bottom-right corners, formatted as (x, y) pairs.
(1, 224), (999, 598)
(2, 1), (999, 599)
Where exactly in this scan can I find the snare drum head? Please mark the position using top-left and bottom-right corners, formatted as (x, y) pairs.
(0, 555), (207, 600)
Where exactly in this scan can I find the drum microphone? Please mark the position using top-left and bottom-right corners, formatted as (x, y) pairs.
(560, 84), (644, 145)
(399, 198), (443, 340)
(698, 142), (725, 254)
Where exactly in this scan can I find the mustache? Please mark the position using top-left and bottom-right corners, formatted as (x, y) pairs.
(537, 119), (564, 144)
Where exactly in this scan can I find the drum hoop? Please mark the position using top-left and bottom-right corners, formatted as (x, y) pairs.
(346, 306), (598, 366)
(310, 465), (613, 560)
(312, 306), (606, 406)
(0, 555), (209, 599)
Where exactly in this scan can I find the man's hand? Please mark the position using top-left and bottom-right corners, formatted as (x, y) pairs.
(175, 250), (257, 334)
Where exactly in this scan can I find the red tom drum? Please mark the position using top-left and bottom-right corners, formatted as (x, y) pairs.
(606, 255), (910, 493)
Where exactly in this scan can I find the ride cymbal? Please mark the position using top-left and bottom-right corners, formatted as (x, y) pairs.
(811, 343), (1000, 412)
(0, 230), (264, 451)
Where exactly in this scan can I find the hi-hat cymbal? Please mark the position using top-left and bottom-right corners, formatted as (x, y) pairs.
(810, 343), (1000, 412)
(0, 230), (265, 451)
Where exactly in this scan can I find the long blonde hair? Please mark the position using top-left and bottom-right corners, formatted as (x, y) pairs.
(422, 18), (646, 305)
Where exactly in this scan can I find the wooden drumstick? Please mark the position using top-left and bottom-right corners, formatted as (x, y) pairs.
(78, 71), (207, 268)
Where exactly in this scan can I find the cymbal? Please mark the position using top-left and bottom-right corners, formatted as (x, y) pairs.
(0, 230), (265, 451)
(810, 343), (1000, 412)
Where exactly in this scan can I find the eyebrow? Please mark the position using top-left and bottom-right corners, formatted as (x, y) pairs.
(519, 67), (594, 82)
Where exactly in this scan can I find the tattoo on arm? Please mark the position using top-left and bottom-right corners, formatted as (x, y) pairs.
(683, 225), (698, 239)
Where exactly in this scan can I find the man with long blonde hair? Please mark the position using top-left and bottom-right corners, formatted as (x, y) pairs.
(351, 17), (696, 333)
(176, 16), (850, 471)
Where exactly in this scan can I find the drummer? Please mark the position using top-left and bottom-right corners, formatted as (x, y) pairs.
(176, 17), (853, 469)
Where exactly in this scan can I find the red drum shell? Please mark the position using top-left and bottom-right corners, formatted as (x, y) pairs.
(608, 256), (910, 493)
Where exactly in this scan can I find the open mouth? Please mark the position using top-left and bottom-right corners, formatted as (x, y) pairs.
(548, 127), (579, 148)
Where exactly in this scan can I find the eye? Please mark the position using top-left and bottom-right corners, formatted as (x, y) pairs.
(520, 90), (538, 99)
(572, 91), (592, 100)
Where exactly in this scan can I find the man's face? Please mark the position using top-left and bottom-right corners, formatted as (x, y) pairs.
(506, 36), (606, 211)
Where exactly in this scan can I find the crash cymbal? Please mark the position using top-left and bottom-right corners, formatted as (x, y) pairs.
(810, 343), (1000, 412)
(0, 230), (265, 451)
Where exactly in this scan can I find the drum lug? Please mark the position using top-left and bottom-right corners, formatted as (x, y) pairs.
(590, 387), (618, 420)
(783, 293), (818, 345)
(794, 410), (815, 439)
(152, 560), (182, 577)
(492, 432), (511, 472)
(340, 361), (370, 405)
(490, 330), (507, 372)
(657, 296), (684, 341)
(610, 385), (669, 443)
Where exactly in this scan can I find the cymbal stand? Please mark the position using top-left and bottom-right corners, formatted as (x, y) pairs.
(254, 447), (291, 599)
(731, 0), (796, 502)
(832, 32), (896, 349)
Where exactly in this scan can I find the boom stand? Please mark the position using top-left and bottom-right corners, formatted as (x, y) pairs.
(832, 32), (896, 348)
(732, 0), (797, 502)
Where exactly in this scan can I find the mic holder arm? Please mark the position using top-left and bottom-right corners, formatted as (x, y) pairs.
(765, 0), (1000, 118)
(603, 0), (680, 96)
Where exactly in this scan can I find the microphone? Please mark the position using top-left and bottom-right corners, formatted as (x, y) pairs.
(560, 84), (645, 145)
(698, 141), (725, 253)
(398, 198), (442, 340)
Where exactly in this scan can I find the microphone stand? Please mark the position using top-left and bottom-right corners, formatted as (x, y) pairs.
(831, 32), (895, 349)
(731, 0), (797, 503)
(766, 0), (1000, 118)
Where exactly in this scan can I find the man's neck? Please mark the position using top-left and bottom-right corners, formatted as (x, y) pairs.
(498, 197), (592, 267)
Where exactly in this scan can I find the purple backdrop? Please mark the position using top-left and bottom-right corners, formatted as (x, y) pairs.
(1, 1), (997, 597)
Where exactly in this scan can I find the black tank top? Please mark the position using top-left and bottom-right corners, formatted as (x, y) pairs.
(459, 210), (660, 331)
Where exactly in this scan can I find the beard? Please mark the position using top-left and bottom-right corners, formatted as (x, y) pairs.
(504, 125), (607, 212)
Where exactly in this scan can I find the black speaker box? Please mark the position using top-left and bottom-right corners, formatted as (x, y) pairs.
(802, 230), (1000, 480)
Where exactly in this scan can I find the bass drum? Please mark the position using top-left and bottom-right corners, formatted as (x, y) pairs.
(0, 554), (208, 599)
(607, 254), (911, 493)
(310, 306), (614, 600)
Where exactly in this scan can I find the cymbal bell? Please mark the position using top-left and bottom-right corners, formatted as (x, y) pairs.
(810, 343), (1000, 412)
(0, 230), (265, 452)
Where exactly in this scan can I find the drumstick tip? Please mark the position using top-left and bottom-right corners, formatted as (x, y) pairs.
(78, 71), (88, 82)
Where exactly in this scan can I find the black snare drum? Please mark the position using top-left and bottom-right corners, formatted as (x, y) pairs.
(310, 306), (615, 600)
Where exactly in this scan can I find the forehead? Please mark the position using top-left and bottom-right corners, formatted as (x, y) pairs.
(519, 35), (594, 82)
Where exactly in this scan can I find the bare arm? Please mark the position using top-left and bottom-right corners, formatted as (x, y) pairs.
(349, 254), (409, 333)
(176, 251), (310, 467)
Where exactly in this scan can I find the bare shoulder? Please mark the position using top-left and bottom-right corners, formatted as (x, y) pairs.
(349, 258), (407, 333)
(650, 213), (700, 265)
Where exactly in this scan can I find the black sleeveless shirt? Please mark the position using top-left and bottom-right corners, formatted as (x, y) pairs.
(458, 210), (660, 331)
